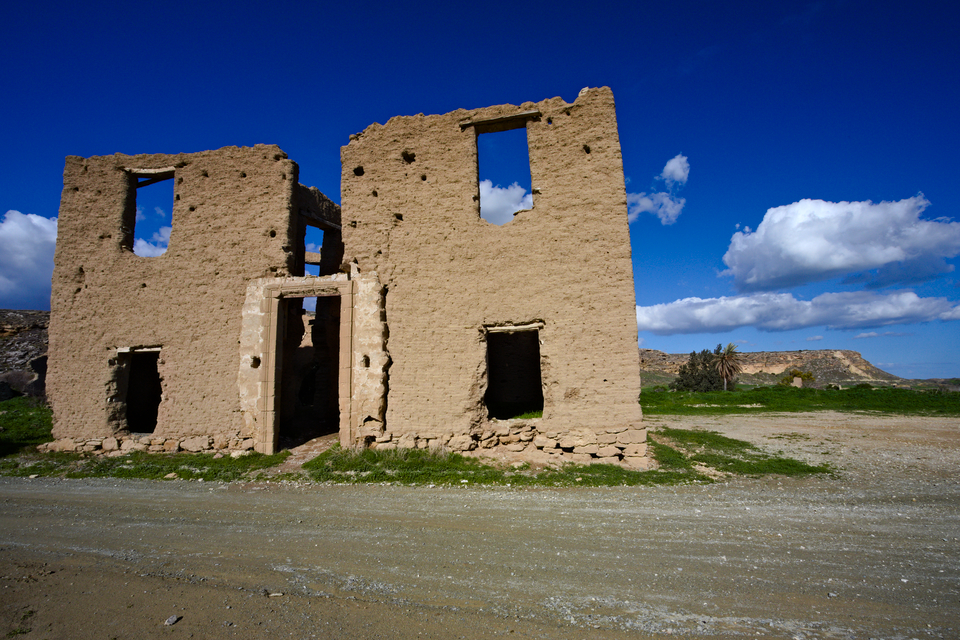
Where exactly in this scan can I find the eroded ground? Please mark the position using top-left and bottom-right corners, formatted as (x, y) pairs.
(1, 412), (958, 639)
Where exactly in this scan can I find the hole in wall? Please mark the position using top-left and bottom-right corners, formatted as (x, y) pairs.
(269, 229), (277, 238)
(353, 166), (365, 176)
(420, 174), (427, 181)
(304, 226), (324, 276)
(478, 127), (533, 226)
(125, 351), (162, 433)
(394, 213), (403, 221)
(484, 330), (544, 419)
(401, 150), (416, 163)
(251, 356), (261, 369)
(372, 190), (378, 197)
(583, 144), (591, 154)
(129, 171), (174, 257)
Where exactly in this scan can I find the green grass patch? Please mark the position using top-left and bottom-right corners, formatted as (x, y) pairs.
(0, 396), (53, 456)
(641, 385), (960, 416)
(655, 427), (831, 476)
(302, 432), (822, 487)
(0, 449), (290, 481)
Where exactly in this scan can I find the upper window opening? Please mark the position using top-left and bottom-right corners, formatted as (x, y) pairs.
(477, 126), (532, 226)
(128, 169), (174, 257)
(304, 226), (324, 277)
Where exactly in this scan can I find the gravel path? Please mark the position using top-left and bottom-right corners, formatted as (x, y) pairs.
(1, 412), (957, 639)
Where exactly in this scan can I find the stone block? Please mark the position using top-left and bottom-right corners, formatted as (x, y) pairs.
(621, 456), (652, 471)
(617, 429), (647, 445)
(621, 443), (647, 457)
(518, 430), (535, 442)
(499, 434), (520, 445)
(181, 436), (211, 452)
(376, 442), (397, 450)
(447, 435), (476, 451)
(567, 453), (593, 464)
(101, 437), (119, 451)
(596, 445), (621, 458)
(573, 444), (599, 455)
(596, 432), (619, 445)
(534, 436), (556, 449)
(505, 442), (527, 452)
(480, 437), (498, 448)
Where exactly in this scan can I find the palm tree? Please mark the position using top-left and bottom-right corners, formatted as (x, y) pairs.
(714, 343), (743, 391)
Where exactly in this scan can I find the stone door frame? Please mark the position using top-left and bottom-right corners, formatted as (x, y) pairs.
(241, 276), (355, 454)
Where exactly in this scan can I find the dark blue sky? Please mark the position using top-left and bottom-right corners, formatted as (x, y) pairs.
(2, 0), (959, 377)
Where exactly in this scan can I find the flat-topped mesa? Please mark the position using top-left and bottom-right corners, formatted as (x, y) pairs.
(44, 89), (647, 469)
(640, 348), (900, 384)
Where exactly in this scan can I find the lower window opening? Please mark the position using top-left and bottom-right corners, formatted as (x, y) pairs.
(485, 330), (544, 419)
(278, 296), (341, 448)
(126, 352), (162, 433)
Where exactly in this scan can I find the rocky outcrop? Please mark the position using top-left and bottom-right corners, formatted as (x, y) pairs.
(0, 310), (48, 373)
(0, 310), (49, 396)
(640, 348), (900, 385)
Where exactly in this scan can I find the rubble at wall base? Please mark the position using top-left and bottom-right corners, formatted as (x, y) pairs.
(369, 424), (649, 470)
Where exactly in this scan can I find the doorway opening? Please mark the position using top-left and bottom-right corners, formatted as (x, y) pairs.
(123, 350), (162, 433)
(484, 329), (544, 419)
(277, 295), (341, 449)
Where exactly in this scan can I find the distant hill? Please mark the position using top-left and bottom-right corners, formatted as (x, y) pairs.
(640, 348), (901, 387)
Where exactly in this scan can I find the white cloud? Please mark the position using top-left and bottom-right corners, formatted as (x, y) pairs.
(627, 192), (686, 225)
(854, 331), (911, 339)
(721, 195), (960, 291)
(0, 210), (58, 309)
(136, 206), (146, 222)
(806, 335), (823, 341)
(479, 180), (532, 225)
(659, 154), (689, 187)
(628, 154), (690, 225)
(133, 226), (171, 257)
(636, 290), (960, 335)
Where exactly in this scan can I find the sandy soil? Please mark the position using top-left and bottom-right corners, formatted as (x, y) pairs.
(1, 412), (958, 639)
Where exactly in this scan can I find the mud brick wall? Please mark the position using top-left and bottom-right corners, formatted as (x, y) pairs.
(340, 87), (643, 442)
(47, 146), (303, 441)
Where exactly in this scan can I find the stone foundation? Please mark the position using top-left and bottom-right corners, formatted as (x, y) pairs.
(37, 434), (255, 457)
(370, 422), (649, 469)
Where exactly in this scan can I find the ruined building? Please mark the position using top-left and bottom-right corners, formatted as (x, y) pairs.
(45, 87), (647, 467)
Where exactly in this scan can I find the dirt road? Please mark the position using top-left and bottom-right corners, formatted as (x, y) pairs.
(1, 413), (958, 639)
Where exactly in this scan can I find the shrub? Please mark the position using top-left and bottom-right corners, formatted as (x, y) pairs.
(778, 369), (815, 386)
(670, 345), (727, 392)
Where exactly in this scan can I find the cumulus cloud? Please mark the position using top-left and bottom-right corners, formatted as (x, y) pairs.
(0, 210), (58, 309)
(628, 154), (689, 225)
(659, 154), (690, 187)
(133, 226), (171, 257)
(636, 290), (960, 335)
(806, 335), (823, 341)
(721, 195), (960, 292)
(479, 180), (532, 225)
(627, 192), (686, 225)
